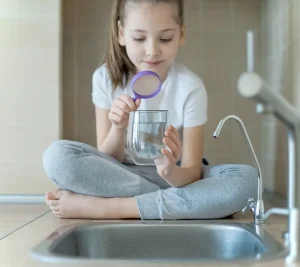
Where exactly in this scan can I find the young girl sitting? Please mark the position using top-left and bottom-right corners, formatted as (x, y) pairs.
(43, 0), (257, 220)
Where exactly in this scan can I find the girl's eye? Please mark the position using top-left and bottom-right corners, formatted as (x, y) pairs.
(160, 38), (172, 43)
(133, 38), (145, 42)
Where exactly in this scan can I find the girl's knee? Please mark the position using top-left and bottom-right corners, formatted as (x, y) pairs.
(42, 140), (75, 181)
(237, 164), (258, 185)
(220, 164), (258, 182)
(220, 165), (258, 207)
(239, 164), (258, 175)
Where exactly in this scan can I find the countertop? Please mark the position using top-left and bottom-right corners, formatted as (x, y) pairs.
(0, 198), (297, 267)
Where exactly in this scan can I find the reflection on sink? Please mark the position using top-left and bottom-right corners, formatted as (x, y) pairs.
(31, 221), (287, 264)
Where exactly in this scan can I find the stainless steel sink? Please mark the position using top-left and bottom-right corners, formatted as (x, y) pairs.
(31, 221), (287, 264)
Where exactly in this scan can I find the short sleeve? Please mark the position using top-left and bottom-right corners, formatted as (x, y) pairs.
(92, 65), (113, 109)
(183, 84), (208, 128)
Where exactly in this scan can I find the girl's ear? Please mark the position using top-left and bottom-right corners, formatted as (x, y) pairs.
(179, 25), (186, 46)
(118, 21), (125, 46)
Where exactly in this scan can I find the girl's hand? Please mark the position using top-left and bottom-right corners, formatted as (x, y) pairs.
(155, 126), (182, 179)
(109, 95), (141, 129)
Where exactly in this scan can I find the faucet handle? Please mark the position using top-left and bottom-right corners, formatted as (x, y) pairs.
(242, 198), (256, 214)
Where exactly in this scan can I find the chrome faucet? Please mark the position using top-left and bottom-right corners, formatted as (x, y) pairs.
(213, 115), (264, 224)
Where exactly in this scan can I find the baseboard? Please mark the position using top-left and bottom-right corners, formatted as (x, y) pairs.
(0, 194), (45, 204)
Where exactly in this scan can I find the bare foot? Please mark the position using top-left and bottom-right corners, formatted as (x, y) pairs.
(45, 190), (140, 219)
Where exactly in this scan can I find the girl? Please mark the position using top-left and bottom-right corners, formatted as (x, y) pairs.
(43, 0), (257, 220)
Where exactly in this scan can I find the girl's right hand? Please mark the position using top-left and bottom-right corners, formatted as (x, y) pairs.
(109, 94), (141, 129)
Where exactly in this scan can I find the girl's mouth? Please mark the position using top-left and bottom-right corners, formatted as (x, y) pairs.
(144, 61), (163, 66)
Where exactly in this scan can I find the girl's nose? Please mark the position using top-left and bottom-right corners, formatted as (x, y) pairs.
(146, 40), (161, 57)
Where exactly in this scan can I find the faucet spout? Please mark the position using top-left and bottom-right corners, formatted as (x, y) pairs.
(213, 115), (264, 224)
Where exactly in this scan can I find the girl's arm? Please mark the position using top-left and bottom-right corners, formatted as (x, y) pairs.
(179, 124), (204, 182)
(155, 125), (204, 187)
(95, 106), (126, 161)
(95, 95), (141, 162)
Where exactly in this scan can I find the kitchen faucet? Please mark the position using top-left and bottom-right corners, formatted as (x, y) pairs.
(213, 115), (264, 225)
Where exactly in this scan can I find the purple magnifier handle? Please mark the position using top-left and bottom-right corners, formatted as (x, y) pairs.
(131, 70), (162, 101)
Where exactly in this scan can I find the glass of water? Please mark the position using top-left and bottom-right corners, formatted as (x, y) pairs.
(127, 110), (168, 166)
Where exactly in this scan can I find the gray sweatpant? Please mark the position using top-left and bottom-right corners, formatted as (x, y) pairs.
(42, 140), (258, 220)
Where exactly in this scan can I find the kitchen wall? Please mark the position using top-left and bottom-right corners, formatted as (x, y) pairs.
(63, 0), (263, 168)
(261, 0), (300, 197)
(0, 0), (61, 194)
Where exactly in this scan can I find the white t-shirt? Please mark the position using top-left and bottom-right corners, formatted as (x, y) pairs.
(92, 62), (208, 164)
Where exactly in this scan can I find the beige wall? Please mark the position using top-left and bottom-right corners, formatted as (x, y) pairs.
(261, 0), (300, 196)
(63, 0), (263, 169)
(0, 0), (61, 194)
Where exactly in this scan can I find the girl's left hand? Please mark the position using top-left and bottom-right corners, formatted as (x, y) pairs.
(154, 125), (182, 179)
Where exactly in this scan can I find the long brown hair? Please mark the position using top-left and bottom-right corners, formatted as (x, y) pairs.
(104, 0), (184, 89)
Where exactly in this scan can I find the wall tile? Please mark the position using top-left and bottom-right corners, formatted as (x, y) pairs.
(0, 0), (61, 194)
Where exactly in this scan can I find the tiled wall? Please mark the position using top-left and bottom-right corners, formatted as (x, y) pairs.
(0, 0), (61, 193)
(63, 0), (263, 169)
(261, 0), (300, 196)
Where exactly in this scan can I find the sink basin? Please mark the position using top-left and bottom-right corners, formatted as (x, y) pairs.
(31, 221), (287, 264)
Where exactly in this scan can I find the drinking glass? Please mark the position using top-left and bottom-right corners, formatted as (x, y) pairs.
(127, 110), (169, 166)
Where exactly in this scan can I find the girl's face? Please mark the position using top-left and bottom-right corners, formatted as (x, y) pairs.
(118, 2), (185, 82)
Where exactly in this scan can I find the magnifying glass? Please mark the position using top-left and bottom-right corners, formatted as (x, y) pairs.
(131, 70), (162, 101)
